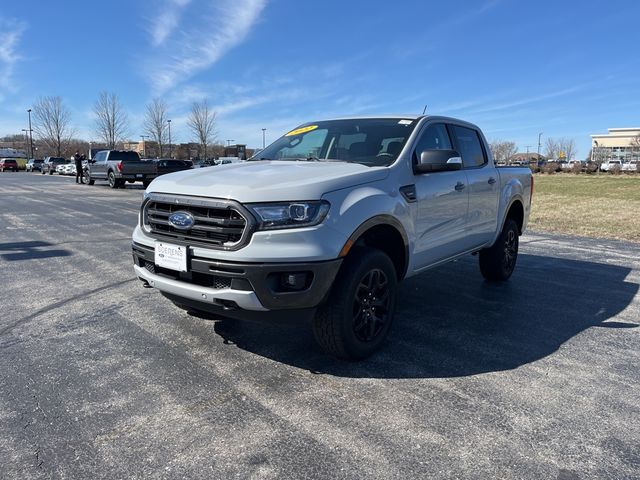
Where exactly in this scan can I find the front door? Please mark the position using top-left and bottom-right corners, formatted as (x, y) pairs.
(412, 123), (469, 270)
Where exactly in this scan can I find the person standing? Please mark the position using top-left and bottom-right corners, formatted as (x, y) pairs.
(74, 151), (84, 184)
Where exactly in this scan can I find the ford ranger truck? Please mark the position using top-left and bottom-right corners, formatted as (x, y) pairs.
(132, 116), (533, 360)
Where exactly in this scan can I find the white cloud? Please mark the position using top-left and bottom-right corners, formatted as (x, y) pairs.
(144, 0), (267, 93)
(150, 0), (192, 47)
(0, 17), (27, 100)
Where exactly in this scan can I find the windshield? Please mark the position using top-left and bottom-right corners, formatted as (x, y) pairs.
(251, 118), (418, 167)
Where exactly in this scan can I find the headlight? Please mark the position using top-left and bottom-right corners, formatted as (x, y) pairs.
(247, 201), (330, 230)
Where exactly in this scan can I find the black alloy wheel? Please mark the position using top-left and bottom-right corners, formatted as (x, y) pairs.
(352, 268), (391, 342)
(479, 218), (519, 281)
(313, 247), (398, 360)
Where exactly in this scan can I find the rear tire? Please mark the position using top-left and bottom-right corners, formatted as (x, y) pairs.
(312, 247), (397, 360)
(479, 218), (519, 282)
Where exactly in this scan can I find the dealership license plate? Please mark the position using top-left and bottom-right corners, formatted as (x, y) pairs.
(155, 242), (187, 272)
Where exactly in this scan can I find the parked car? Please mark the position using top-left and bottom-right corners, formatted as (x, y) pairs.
(622, 161), (639, 172)
(42, 157), (67, 174)
(26, 159), (44, 172)
(58, 163), (76, 175)
(85, 150), (158, 188)
(132, 115), (533, 360)
(154, 159), (193, 176)
(600, 159), (623, 172)
(560, 160), (583, 171)
(0, 158), (19, 172)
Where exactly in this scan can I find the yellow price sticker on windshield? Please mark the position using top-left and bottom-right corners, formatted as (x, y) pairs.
(285, 125), (318, 136)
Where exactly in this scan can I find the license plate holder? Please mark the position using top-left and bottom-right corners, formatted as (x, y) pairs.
(155, 242), (187, 272)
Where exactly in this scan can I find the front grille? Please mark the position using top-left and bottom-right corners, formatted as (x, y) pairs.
(142, 194), (252, 250)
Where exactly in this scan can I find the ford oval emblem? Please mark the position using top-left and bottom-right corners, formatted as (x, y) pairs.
(168, 211), (195, 230)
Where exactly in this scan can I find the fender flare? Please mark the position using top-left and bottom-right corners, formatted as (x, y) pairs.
(345, 214), (410, 279)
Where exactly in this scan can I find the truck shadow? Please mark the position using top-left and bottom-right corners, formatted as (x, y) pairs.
(0, 241), (72, 261)
(212, 253), (639, 379)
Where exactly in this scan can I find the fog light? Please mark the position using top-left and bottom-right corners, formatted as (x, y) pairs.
(276, 272), (311, 291)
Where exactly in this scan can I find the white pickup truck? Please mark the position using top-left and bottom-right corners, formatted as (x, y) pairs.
(132, 116), (533, 359)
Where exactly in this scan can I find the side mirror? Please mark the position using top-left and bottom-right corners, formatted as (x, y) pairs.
(415, 149), (463, 173)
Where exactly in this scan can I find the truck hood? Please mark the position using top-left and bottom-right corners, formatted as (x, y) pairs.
(148, 160), (389, 202)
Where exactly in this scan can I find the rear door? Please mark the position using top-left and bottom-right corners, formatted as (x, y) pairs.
(412, 122), (469, 269)
(449, 124), (499, 249)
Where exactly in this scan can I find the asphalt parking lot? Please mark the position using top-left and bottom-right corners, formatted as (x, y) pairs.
(0, 172), (638, 479)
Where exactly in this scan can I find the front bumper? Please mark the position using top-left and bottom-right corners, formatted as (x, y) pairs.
(132, 242), (342, 311)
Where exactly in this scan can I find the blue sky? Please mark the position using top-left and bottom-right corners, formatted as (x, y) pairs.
(1, 0), (639, 156)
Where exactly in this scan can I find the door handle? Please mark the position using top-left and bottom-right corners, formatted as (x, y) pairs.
(454, 182), (466, 191)
(488, 177), (497, 185)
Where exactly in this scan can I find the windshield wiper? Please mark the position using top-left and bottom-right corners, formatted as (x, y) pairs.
(290, 156), (323, 162)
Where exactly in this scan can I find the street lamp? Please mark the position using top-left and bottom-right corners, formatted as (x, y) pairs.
(537, 132), (543, 158)
(226, 139), (235, 147)
(140, 135), (149, 158)
(22, 128), (31, 153)
(261, 128), (266, 149)
(167, 120), (172, 158)
(27, 109), (34, 159)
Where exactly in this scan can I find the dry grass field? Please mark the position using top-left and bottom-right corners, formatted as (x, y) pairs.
(528, 174), (640, 242)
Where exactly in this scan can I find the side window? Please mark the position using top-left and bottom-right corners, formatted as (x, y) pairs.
(450, 125), (486, 168)
(414, 123), (452, 154)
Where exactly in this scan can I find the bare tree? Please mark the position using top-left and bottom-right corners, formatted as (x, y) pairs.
(32, 96), (73, 157)
(187, 100), (217, 160)
(143, 98), (168, 158)
(544, 138), (560, 160)
(93, 91), (129, 149)
(630, 134), (640, 161)
(489, 140), (518, 164)
(557, 137), (577, 161)
(544, 137), (577, 161)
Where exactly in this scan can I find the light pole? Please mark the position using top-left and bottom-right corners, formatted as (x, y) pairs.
(140, 135), (148, 158)
(167, 120), (172, 158)
(27, 109), (34, 159)
(226, 139), (235, 147)
(261, 128), (266, 149)
(21, 129), (29, 150)
(537, 132), (543, 159)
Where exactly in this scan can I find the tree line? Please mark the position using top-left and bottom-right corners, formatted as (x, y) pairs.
(23, 93), (217, 159)
(489, 137), (577, 164)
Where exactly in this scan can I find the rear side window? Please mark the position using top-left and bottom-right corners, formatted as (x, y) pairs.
(450, 125), (486, 168)
(107, 151), (140, 162)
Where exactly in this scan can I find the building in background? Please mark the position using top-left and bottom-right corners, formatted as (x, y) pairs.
(224, 144), (247, 159)
(591, 128), (640, 163)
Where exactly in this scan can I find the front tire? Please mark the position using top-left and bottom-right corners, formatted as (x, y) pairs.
(479, 218), (519, 281)
(312, 248), (397, 360)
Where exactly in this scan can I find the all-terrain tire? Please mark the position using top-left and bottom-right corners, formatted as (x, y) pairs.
(479, 218), (520, 281)
(312, 247), (398, 360)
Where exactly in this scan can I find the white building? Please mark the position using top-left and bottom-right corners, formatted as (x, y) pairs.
(591, 128), (640, 163)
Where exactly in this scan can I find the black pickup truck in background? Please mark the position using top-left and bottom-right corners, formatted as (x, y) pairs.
(85, 150), (158, 188)
(153, 159), (193, 176)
